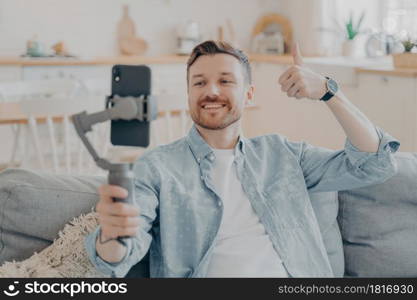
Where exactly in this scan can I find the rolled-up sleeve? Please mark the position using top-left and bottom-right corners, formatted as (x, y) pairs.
(292, 127), (400, 193)
(84, 156), (159, 277)
(85, 226), (131, 277)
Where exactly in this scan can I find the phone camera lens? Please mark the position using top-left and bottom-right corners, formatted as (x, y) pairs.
(113, 67), (121, 82)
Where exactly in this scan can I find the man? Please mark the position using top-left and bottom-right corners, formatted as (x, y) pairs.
(85, 40), (399, 278)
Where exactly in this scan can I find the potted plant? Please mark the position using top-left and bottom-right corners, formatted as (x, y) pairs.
(318, 11), (366, 57)
(393, 37), (417, 68)
(341, 11), (365, 57)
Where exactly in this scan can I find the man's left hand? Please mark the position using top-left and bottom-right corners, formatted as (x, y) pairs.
(278, 43), (327, 100)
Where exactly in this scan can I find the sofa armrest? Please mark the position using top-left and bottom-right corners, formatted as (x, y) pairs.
(0, 168), (104, 264)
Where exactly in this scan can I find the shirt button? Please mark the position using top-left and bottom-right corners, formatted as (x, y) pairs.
(200, 175), (204, 180)
(208, 154), (214, 161)
(197, 158), (201, 163)
(217, 201), (222, 207)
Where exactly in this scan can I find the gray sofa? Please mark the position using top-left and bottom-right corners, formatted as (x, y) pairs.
(0, 152), (416, 278)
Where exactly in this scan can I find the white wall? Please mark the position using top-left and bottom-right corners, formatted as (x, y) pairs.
(0, 0), (283, 57)
(0, 0), (384, 57)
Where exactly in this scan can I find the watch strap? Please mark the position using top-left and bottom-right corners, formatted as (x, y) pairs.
(320, 77), (335, 101)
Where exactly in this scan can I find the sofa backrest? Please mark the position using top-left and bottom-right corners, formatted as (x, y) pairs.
(338, 152), (417, 277)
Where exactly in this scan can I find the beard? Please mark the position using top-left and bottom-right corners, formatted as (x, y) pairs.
(190, 96), (242, 130)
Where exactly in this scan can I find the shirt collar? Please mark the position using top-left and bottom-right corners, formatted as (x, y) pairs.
(186, 124), (246, 163)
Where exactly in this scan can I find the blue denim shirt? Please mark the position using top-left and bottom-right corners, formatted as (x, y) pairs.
(85, 125), (399, 277)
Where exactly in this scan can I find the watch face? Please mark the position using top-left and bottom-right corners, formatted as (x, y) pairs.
(327, 78), (338, 94)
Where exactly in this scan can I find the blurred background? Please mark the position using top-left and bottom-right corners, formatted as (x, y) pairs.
(0, 0), (416, 175)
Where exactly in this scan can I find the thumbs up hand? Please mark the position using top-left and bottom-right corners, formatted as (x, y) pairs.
(292, 42), (304, 66)
(278, 43), (327, 100)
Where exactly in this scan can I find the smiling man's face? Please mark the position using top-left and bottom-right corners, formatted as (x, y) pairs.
(187, 53), (253, 130)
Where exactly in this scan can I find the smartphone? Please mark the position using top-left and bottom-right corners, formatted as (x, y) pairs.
(109, 64), (151, 147)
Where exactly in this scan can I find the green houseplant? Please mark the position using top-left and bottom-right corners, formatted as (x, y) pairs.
(401, 37), (416, 53)
(341, 11), (365, 57)
(345, 11), (365, 41)
(393, 37), (417, 68)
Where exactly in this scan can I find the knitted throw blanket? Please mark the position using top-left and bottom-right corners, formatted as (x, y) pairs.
(0, 212), (108, 278)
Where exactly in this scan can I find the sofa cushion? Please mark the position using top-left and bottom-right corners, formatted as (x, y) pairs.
(0, 168), (103, 264)
(338, 152), (417, 277)
(0, 168), (149, 278)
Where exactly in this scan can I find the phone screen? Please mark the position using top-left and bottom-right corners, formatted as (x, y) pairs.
(110, 65), (151, 147)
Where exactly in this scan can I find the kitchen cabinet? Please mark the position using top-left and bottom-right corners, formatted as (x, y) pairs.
(245, 62), (346, 150)
(148, 63), (187, 96)
(22, 65), (111, 81)
(0, 66), (21, 81)
(353, 73), (417, 152)
(21, 64), (188, 99)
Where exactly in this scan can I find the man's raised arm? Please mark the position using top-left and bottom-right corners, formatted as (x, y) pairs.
(278, 43), (380, 153)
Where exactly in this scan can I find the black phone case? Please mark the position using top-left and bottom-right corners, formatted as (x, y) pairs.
(110, 64), (151, 147)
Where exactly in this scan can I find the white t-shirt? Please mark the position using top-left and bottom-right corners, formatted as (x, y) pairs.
(205, 149), (289, 277)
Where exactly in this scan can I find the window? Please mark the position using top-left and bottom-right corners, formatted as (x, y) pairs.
(382, 0), (417, 39)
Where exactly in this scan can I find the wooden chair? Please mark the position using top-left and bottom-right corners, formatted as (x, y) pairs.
(150, 93), (192, 147)
(78, 77), (110, 98)
(0, 79), (84, 169)
(9, 97), (109, 175)
(0, 85), (192, 172)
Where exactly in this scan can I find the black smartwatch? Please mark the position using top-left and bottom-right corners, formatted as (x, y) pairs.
(320, 77), (338, 101)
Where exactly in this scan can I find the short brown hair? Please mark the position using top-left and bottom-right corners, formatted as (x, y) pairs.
(187, 40), (252, 85)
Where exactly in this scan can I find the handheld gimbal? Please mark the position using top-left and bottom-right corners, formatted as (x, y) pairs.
(72, 94), (157, 243)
